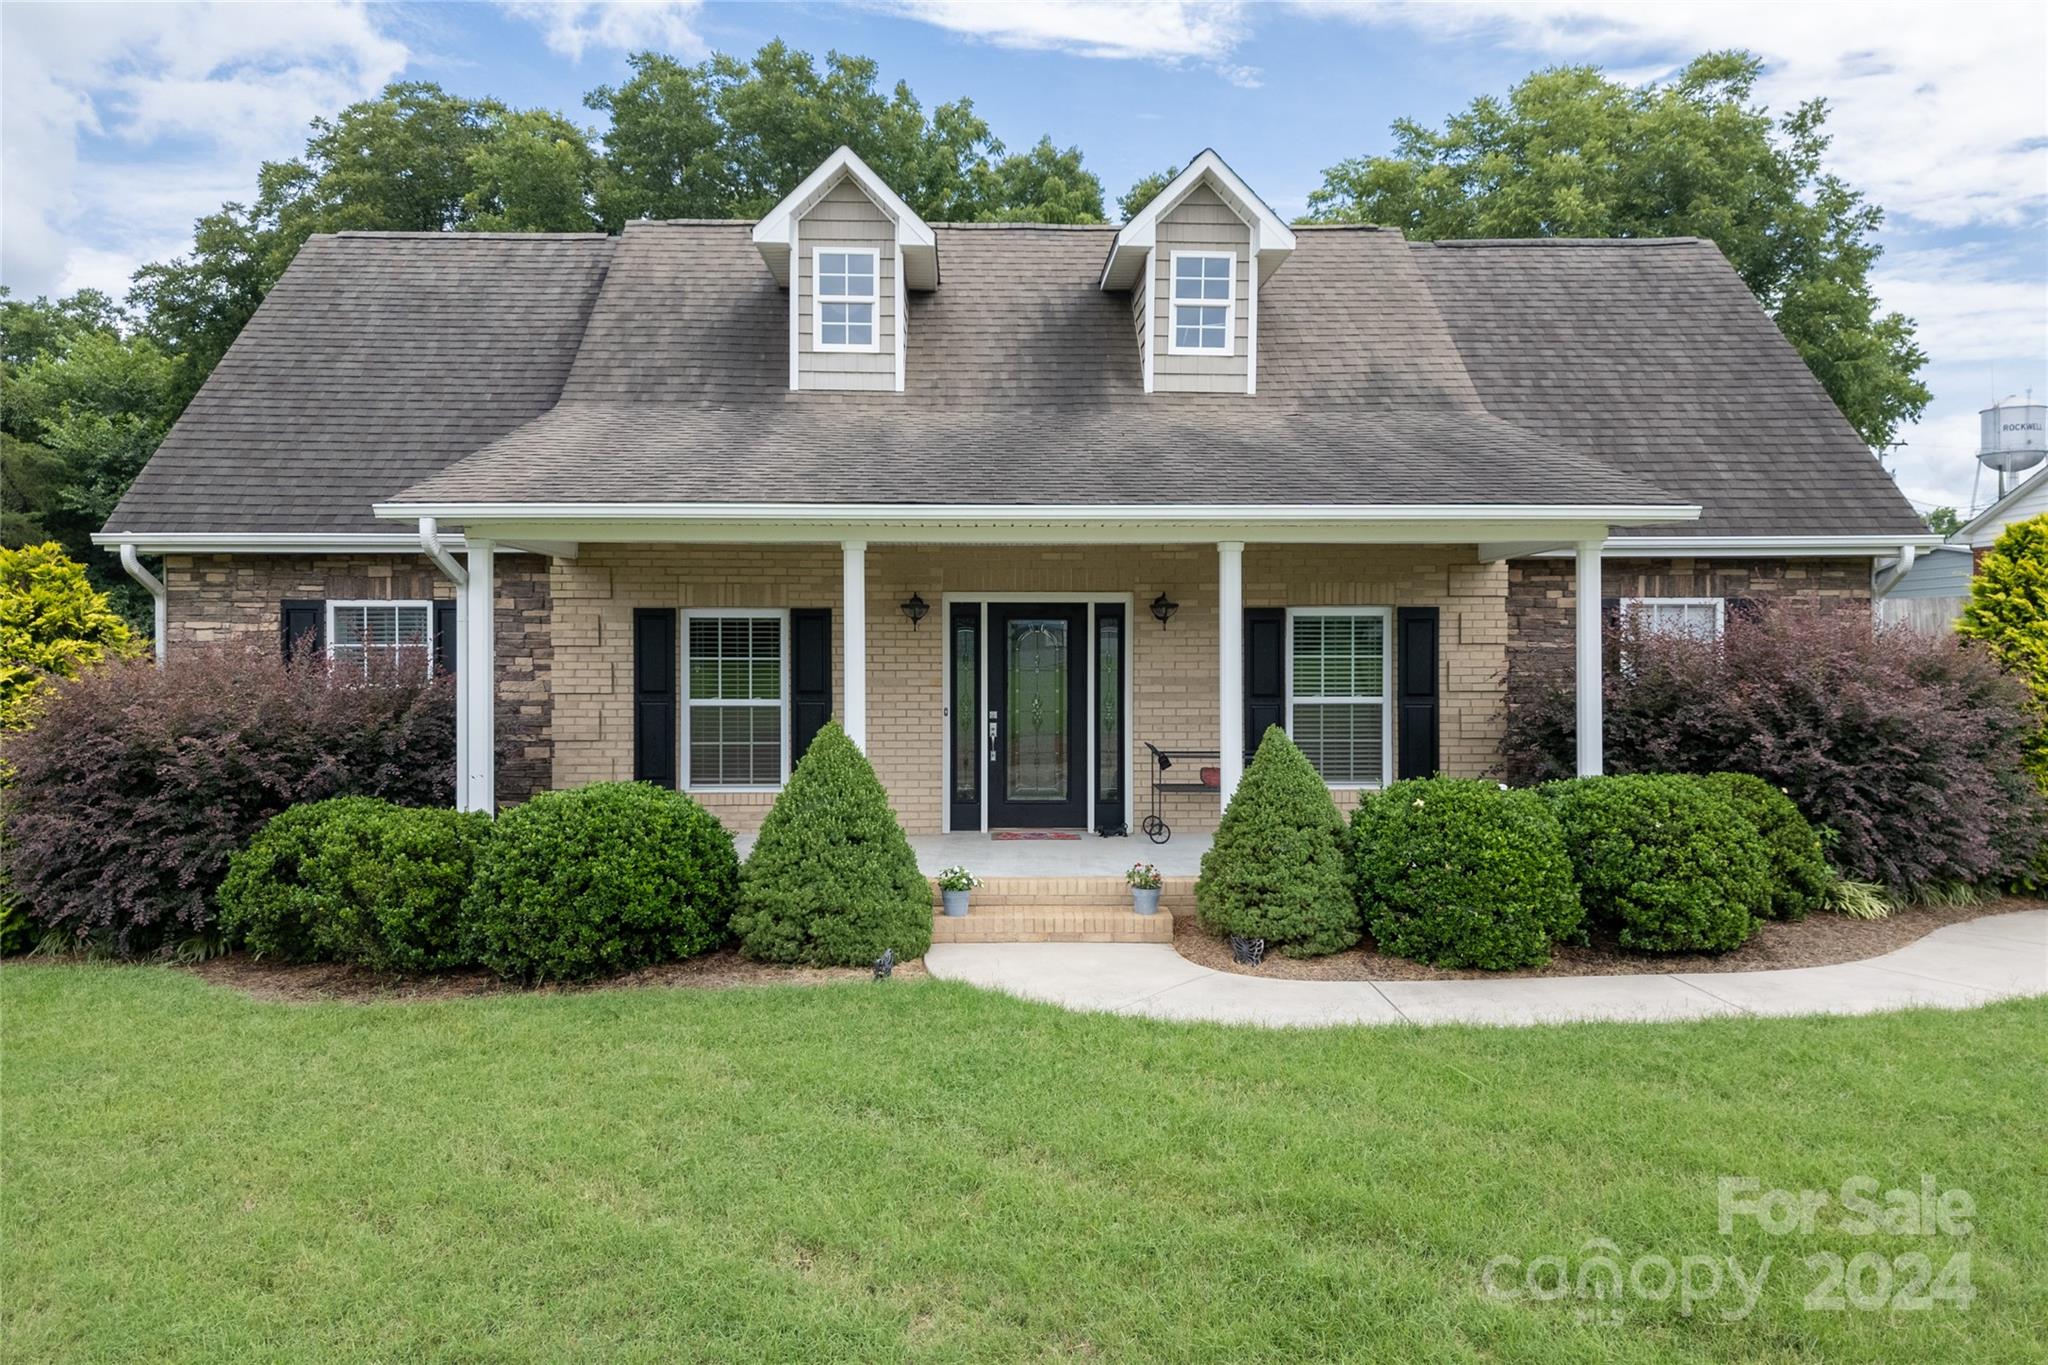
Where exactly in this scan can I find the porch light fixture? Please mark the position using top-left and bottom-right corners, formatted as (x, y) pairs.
(899, 592), (929, 629)
(1150, 592), (1179, 630)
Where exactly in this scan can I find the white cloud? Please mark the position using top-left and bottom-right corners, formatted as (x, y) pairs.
(0, 2), (408, 299)
(1874, 249), (2048, 368)
(499, 1), (707, 62)
(888, 1), (1260, 84)
(1304, 1), (2048, 232)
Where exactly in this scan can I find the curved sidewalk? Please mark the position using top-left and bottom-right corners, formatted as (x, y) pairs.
(924, 910), (2048, 1028)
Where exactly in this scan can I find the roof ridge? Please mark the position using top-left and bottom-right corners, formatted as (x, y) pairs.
(1292, 223), (1393, 233)
(328, 230), (612, 240)
(1419, 236), (1704, 249)
(931, 221), (1118, 231)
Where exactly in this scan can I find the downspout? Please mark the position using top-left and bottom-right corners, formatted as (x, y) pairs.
(418, 518), (470, 807)
(1874, 543), (1918, 596)
(117, 543), (167, 666)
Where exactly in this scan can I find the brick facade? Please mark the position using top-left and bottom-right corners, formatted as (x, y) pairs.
(549, 542), (1506, 834)
(161, 553), (554, 801)
(1505, 555), (1874, 710)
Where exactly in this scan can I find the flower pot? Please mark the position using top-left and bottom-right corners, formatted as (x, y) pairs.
(1131, 887), (1161, 915)
(942, 888), (971, 917)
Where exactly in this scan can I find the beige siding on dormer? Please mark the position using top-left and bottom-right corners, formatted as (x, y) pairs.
(797, 178), (896, 392)
(1152, 182), (1251, 395)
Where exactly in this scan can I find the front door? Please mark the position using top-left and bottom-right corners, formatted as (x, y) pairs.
(986, 604), (1089, 828)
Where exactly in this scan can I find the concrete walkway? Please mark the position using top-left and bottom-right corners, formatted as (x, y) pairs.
(924, 910), (2048, 1028)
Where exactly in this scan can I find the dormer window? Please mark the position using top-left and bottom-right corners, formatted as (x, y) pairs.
(814, 248), (879, 351)
(1170, 252), (1235, 354)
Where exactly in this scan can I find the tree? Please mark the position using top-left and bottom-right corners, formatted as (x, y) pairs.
(460, 109), (602, 232)
(974, 137), (1105, 224)
(1305, 51), (1929, 450)
(0, 542), (134, 729)
(1117, 166), (1179, 220)
(1925, 506), (1962, 538)
(1959, 513), (2048, 784)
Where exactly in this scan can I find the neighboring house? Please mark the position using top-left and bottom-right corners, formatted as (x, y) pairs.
(97, 147), (1933, 834)
(1875, 543), (1974, 631)
(1965, 467), (2048, 566)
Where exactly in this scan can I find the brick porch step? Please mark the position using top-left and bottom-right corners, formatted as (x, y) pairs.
(927, 875), (1195, 943)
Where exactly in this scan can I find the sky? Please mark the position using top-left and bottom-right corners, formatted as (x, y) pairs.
(4, 0), (2045, 517)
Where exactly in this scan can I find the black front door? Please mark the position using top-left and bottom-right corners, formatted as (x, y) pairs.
(986, 604), (1089, 828)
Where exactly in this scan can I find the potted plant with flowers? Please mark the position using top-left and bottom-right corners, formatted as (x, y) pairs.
(1127, 862), (1164, 915)
(935, 865), (980, 916)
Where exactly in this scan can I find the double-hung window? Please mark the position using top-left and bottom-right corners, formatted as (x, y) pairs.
(1624, 597), (1725, 641)
(1286, 607), (1391, 786)
(814, 248), (878, 351)
(685, 610), (788, 788)
(1169, 251), (1234, 354)
(327, 601), (432, 677)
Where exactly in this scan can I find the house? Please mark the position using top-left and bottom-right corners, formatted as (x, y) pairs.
(1964, 466), (2048, 566)
(96, 147), (1933, 838)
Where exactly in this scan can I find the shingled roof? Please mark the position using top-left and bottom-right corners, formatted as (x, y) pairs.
(1413, 237), (1925, 539)
(104, 215), (1919, 537)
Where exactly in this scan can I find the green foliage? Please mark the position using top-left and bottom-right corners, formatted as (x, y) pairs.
(1117, 166), (1179, 220)
(1304, 51), (1929, 450)
(219, 798), (489, 973)
(1544, 775), (1768, 953)
(1958, 513), (2048, 785)
(734, 723), (931, 966)
(972, 136), (1106, 224)
(0, 899), (28, 956)
(1823, 878), (1895, 921)
(1351, 778), (1581, 970)
(0, 542), (133, 728)
(466, 782), (738, 984)
(1196, 727), (1359, 957)
(1700, 772), (1831, 920)
(460, 109), (602, 232)
(1924, 506), (1962, 538)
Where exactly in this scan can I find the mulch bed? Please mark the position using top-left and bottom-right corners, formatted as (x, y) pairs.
(1173, 898), (2041, 982)
(174, 948), (927, 1005)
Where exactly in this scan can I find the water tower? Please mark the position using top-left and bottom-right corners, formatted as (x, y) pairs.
(1979, 392), (2048, 499)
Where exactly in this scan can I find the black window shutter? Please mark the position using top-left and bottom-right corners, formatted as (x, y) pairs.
(789, 608), (832, 766)
(633, 608), (678, 788)
(280, 599), (324, 662)
(432, 600), (458, 676)
(1243, 607), (1285, 762)
(1395, 606), (1439, 780)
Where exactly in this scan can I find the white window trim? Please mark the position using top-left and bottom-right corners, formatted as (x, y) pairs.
(682, 607), (792, 793)
(1622, 596), (1727, 639)
(325, 599), (434, 675)
(1284, 606), (1393, 790)
(811, 246), (881, 354)
(1165, 249), (1236, 357)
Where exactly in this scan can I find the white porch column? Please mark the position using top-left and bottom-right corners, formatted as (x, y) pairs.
(462, 538), (496, 813)
(1575, 538), (1604, 777)
(841, 540), (867, 750)
(1217, 540), (1245, 803)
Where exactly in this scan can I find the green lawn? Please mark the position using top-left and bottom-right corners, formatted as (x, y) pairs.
(4, 966), (2043, 1363)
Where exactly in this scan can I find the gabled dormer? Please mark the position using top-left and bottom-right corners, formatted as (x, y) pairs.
(753, 146), (938, 394)
(1100, 150), (1296, 396)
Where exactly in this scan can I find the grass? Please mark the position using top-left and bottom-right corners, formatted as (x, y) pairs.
(4, 965), (2044, 1362)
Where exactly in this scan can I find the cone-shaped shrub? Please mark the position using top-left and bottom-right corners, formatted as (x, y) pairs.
(1352, 777), (1582, 969)
(1700, 773), (1830, 921)
(734, 722), (931, 965)
(465, 782), (737, 984)
(1196, 726), (1358, 956)
(1545, 774), (1768, 953)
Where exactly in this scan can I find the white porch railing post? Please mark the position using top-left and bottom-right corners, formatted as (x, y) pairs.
(1217, 540), (1245, 804)
(842, 541), (867, 750)
(463, 538), (496, 813)
(1575, 538), (1604, 777)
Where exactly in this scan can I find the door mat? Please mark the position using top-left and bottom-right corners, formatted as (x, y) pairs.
(991, 830), (1083, 841)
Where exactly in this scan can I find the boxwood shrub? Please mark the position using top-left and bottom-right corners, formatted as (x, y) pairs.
(1544, 774), (1769, 954)
(734, 723), (931, 966)
(1196, 726), (1358, 957)
(219, 798), (490, 972)
(465, 782), (738, 983)
(1700, 772), (1831, 921)
(1351, 777), (1582, 969)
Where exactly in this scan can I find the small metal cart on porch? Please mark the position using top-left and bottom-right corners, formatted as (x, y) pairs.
(1141, 742), (1220, 844)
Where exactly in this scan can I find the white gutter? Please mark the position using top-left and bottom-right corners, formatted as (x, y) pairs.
(91, 531), (466, 555)
(418, 517), (467, 588)
(1535, 534), (1948, 558)
(1873, 544), (1919, 595)
(117, 543), (167, 666)
(374, 500), (1703, 525)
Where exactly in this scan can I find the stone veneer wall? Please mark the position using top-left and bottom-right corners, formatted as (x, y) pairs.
(1505, 555), (1875, 710)
(161, 553), (554, 801)
(550, 543), (1507, 835)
